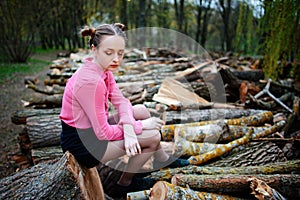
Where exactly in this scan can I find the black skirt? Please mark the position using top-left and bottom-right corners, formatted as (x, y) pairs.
(60, 120), (108, 168)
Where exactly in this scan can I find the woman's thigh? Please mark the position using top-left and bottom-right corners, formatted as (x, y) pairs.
(100, 140), (125, 163)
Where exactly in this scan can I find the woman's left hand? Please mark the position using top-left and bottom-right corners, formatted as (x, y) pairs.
(123, 124), (141, 157)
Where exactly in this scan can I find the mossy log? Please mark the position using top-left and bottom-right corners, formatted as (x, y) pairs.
(11, 108), (61, 125)
(26, 115), (61, 148)
(161, 111), (273, 141)
(171, 173), (300, 199)
(163, 108), (266, 125)
(188, 128), (253, 165)
(173, 136), (222, 157)
(147, 160), (300, 181)
(175, 123), (269, 143)
(0, 151), (106, 200)
(188, 121), (285, 165)
(149, 181), (244, 200)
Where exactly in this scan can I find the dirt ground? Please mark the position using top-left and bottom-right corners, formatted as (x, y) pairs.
(0, 51), (59, 178)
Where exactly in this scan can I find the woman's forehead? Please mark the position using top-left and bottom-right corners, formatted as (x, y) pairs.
(100, 35), (125, 50)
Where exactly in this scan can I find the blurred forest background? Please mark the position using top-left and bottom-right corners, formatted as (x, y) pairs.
(0, 0), (299, 80)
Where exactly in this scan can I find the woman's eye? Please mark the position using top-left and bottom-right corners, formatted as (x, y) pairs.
(118, 52), (124, 56)
(105, 52), (112, 55)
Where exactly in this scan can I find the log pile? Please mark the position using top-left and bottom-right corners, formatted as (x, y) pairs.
(2, 48), (300, 199)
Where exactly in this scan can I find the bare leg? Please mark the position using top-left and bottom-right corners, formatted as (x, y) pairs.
(132, 105), (169, 162)
(117, 129), (161, 186)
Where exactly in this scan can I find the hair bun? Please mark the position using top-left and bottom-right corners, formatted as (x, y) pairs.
(81, 26), (96, 37)
(114, 23), (126, 31)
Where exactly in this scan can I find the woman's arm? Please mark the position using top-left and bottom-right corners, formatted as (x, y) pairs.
(75, 81), (125, 141)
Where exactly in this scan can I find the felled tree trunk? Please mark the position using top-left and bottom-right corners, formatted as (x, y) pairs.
(149, 181), (244, 200)
(11, 108), (61, 125)
(188, 121), (286, 165)
(164, 107), (265, 124)
(26, 115), (61, 148)
(161, 111), (273, 141)
(188, 129), (252, 165)
(31, 146), (63, 164)
(175, 123), (270, 144)
(208, 141), (287, 167)
(147, 160), (300, 181)
(0, 152), (106, 200)
(171, 173), (299, 199)
(23, 94), (63, 108)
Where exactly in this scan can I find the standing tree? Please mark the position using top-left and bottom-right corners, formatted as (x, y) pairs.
(260, 0), (300, 79)
(217, 0), (232, 51)
(0, 0), (37, 62)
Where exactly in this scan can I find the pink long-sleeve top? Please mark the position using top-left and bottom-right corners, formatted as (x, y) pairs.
(59, 57), (143, 141)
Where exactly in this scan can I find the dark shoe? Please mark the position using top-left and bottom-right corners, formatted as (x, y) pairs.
(153, 155), (190, 169)
(109, 177), (156, 198)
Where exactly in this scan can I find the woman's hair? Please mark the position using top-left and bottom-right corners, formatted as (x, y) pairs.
(81, 23), (126, 48)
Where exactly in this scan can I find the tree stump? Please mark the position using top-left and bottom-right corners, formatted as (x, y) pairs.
(0, 151), (106, 200)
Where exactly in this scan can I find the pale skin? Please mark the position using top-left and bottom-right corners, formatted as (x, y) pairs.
(91, 35), (169, 186)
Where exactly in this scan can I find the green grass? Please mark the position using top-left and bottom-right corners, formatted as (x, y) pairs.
(0, 58), (51, 85)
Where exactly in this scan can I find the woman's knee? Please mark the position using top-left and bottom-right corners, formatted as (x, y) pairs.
(133, 104), (151, 120)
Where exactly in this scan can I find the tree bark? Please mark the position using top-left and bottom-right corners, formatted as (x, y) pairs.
(249, 177), (287, 200)
(208, 141), (287, 167)
(188, 121), (285, 165)
(163, 108), (266, 126)
(0, 152), (106, 200)
(161, 111), (273, 141)
(26, 115), (61, 148)
(147, 159), (300, 182)
(171, 173), (299, 199)
(149, 181), (244, 200)
(11, 108), (61, 125)
(23, 94), (63, 108)
(31, 146), (63, 164)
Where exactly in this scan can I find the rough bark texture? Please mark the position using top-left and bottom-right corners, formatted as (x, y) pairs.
(147, 160), (300, 181)
(26, 115), (61, 148)
(188, 129), (252, 165)
(0, 152), (106, 200)
(171, 173), (300, 199)
(11, 108), (61, 125)
(31, 146), (63, 164)
(161, 111), (273, 141)
(163, 108), (266, 125)
(23, 94), (63, 108)
(208, 142), (287, 167)
(249, 177), (287, 200)
(149, 181), (243, 200)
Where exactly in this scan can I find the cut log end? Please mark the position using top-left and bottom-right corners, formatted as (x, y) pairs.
(149, 181), (168, 200)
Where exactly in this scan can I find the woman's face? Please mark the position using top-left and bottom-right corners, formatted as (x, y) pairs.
(92, 35), (125, 72)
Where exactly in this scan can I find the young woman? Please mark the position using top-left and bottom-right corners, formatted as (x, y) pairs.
(59, 23), (189, 196)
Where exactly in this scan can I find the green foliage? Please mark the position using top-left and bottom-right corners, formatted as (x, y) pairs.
(0, 58), (50, 85)
(234, 2), (258, 55)
(260, 0), (300, 80)
(0, 0), (36, 62)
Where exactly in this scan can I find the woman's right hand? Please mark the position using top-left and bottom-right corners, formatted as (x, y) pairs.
(141, 117), (165, 130)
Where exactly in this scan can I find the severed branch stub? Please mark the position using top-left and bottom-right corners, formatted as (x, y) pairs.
(249, 177), (287, 200)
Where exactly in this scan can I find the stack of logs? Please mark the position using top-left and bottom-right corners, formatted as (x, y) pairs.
(1, 48), (300, 199)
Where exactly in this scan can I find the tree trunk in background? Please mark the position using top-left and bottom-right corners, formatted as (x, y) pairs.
(218, 0), (232, 51)
(120, 0), (128, 28)
(201, 0), (212, 48)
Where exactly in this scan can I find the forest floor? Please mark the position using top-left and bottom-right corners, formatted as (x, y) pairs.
(0, 51), (62, 178)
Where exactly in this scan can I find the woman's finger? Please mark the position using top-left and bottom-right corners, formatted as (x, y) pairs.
(136, 144), (141, 154)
